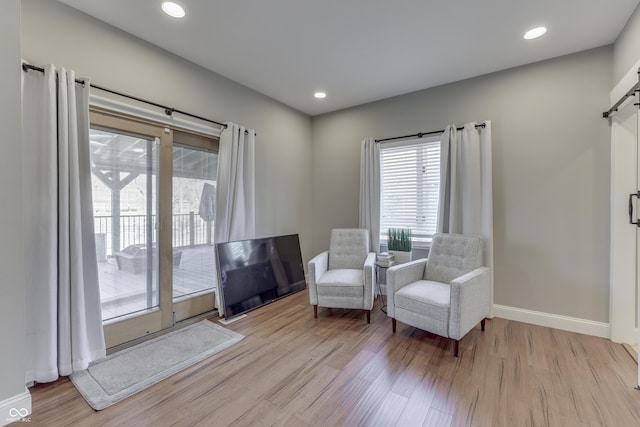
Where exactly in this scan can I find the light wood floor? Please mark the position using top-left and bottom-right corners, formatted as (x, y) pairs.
(24, 290), (640, 427)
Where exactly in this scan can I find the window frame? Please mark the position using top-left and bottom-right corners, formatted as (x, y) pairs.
(379, 135), (441, 250)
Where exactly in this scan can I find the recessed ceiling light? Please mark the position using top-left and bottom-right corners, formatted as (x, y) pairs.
(162, 2), (185, 18)
(314, 91), (327, 99)
(524, 26), (547, 40)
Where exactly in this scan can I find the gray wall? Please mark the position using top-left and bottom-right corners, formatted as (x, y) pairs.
(312, 47), (612, 322)
(0, 0), (27, 409)
(21, 0), (314, 261)
(614, 3), (640, 82)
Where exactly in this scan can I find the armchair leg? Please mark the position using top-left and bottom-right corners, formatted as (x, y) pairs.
(453, 339), (459, 357)
(313, 305), (318, 318)
(481, 318), (486, 331)
(392, 318), (396, 333)
(365, 310), (370, 324)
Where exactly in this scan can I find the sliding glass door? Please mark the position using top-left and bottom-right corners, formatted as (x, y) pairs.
(89, 110), (218, 348)
(90, 128), (159, 322)
(171, 135), (218, 321)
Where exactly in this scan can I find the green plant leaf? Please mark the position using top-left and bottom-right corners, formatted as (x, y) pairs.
(387, 227), (412, 251)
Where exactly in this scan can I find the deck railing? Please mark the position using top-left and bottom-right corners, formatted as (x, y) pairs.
(94, 213), (213, 256)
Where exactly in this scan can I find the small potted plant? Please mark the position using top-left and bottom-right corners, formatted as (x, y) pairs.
(387, 228), (412, 264)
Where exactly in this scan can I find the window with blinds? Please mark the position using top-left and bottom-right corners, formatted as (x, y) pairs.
(379, 136), (441, 248)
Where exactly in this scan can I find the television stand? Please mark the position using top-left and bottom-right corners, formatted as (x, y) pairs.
(218, 314), (247, 325)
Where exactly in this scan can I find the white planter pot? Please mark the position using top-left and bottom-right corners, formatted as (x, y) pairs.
(389, 250), (412, 264)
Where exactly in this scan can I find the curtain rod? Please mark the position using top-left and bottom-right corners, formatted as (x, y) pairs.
(22, 63), (227, 128)
(603, 69), (640, 119)
(375, 122), (486, 143)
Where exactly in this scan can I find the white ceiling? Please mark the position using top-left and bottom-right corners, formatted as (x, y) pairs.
(58, 0), (639, 116)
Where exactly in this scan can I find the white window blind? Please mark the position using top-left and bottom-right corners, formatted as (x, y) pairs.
(379, 136), (441, 247)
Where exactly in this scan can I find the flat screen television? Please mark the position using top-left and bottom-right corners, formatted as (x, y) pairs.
(215, 234), (306, 319)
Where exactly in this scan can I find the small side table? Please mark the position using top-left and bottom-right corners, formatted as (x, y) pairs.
(375, 262), (394, 313)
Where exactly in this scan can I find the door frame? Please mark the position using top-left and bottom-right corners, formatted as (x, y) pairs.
(91, 109), (220, 348)
(91, 109), (174, 347)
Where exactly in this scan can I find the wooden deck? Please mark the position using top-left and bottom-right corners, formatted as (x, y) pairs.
(26, 289), (640, 427)
(99, 245), (215, 320)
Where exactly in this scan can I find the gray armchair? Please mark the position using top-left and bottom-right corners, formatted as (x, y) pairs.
(308, 229), (376, 323)
(387, 233), (491, 356)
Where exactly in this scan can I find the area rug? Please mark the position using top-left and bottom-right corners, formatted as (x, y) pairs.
(71, 320), (244, 410)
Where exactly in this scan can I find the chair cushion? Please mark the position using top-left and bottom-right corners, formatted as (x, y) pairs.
(394, 280), (450, 332)
(329, 229), (369, 270)
(317, 269), (364, 298)
(425, 234), (482, 283)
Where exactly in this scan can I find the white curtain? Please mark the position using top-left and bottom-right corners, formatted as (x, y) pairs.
(22, 64), (106, 383)
(214, 122), (256, 315)
(437, 121), (494, 306)
(359, 137), (380, 252)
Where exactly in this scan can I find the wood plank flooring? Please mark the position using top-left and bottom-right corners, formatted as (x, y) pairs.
(23, 290), (640, 427)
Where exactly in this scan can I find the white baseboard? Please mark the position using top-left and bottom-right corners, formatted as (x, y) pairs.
(0, 388), (31, 427)
(493, 304), (610, 339)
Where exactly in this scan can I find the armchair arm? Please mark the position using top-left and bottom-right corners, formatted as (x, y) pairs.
(363, 252), (376, 310)
(386, 258), (427, 318)
(448, 267), (491, 340)
(308, 251), (329, 305)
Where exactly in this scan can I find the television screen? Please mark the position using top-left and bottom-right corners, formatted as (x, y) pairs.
(215, 234), (306, 319)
